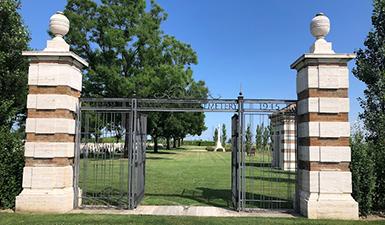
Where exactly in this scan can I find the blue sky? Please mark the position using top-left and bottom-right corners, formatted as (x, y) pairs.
(20, 0), (373, 140)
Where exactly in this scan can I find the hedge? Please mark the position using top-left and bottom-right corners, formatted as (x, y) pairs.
(183, 140), (215, 146)
(0, 126), (24, 209)
(350, 131), (375, 216)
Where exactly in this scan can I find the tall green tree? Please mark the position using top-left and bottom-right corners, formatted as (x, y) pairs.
(245, 124), (252, 154)
(64, 0), (199, 98)
(0, 0), (29, 208)
(64, 0), (208, 153)
(0, 0), (29, 128)
(262, 125), (270, 151)
(353, 0), (385, 210)
(213, 127), (218, 143)
(255, 124), (263, 150)
(350, 124), (375, 216)
(221, 124), (227, 147)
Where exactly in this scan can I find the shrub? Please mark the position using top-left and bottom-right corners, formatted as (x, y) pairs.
(205, 146), (232, 152)
(183, 140), (215, 146)
(373, 143), (385, 212)
(350, 129), (375, 216)
(205, 146), (214, 151)
(0, 126), (24, 209)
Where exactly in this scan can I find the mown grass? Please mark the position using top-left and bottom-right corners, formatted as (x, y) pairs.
(1, 213), (384, 225)
(79, 146), (295, 209)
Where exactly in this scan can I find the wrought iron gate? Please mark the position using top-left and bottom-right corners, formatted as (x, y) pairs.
(74, 97), (296, 211)
(129, 113), (147, 208)
(238, 102), (297, 210)
(76, 100), (146, 209)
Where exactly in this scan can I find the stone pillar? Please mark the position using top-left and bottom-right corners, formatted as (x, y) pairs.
(281, 113), (296, 171)
(15, 12), (88, 212)
(291, 13), (358, 219)
(269, 104), (296, 171)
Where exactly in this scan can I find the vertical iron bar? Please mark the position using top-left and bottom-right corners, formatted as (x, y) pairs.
(133, 99), (138, 208)
(237, 94), (245, 210)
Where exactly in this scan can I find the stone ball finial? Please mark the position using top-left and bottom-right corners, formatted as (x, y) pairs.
(49, 11), (69, 38)
(310, 13), (330, 40)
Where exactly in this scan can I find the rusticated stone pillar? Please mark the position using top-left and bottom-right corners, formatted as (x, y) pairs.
(15, 12), (88, 212)
(291, 13), (358, 219)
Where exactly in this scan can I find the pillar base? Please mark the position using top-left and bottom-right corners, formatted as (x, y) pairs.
(15, 187), (75, 213)
(300, 192), (359, 220)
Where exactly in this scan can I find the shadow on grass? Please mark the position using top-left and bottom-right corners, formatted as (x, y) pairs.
(82, 187), (129, 209)
(245, 175), (296, 184)
(146, 151), (177, 155)
(144, 188), (232, 208)
(82, 186), (294, 210)
(245, 162), (272, 167)
(146, 156), (172, 160)
(244, 192), (294, 209)
(269, 170), (296, 175)
(144, 187), (294, 209)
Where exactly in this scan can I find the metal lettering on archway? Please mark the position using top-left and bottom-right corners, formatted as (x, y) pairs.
(74, 96), (297, 211)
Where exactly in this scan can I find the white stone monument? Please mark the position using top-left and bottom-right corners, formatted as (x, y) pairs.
(214, 124), (225, 152)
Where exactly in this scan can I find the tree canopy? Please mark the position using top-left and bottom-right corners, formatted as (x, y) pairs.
(0, 0), (28, 209)
(0, 0), (29, 129)
(64, 0), (208, 151)
(353, 0), (385, 211)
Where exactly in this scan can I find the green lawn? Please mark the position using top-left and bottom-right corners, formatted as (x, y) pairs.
(2, 147), (382, 224)
(1, 213), (385, 225)
(79, 146), (295, 209)
(143, 146), (231, 206)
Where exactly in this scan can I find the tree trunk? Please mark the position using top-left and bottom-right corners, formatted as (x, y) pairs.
(166, 137), (170, 150)
(177, 138), (181, 147)
(173, 137), (177, 148)
(154, 136), (158, 153)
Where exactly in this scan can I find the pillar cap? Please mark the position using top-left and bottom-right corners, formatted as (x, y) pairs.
(22, 51), (89, 68)
(290, 53), (355, 71)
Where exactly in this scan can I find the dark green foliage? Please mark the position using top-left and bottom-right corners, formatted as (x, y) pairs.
(213, 128), (218, 143)
(255, 125), (263, 150)
(0, 0), (29, 209)
(0, 0), (29, 128)
(221, 124), (227, 147)
(64, 0), (208, 152)
(0, 126), (24, 209)
(183, 140), (215, 146)
(262, 125), (270, 151)
(245, 125), (252, 154)
(350, 127), (375, 216)
(256, 124), (270, 151)
(353, 0), (385, 211)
